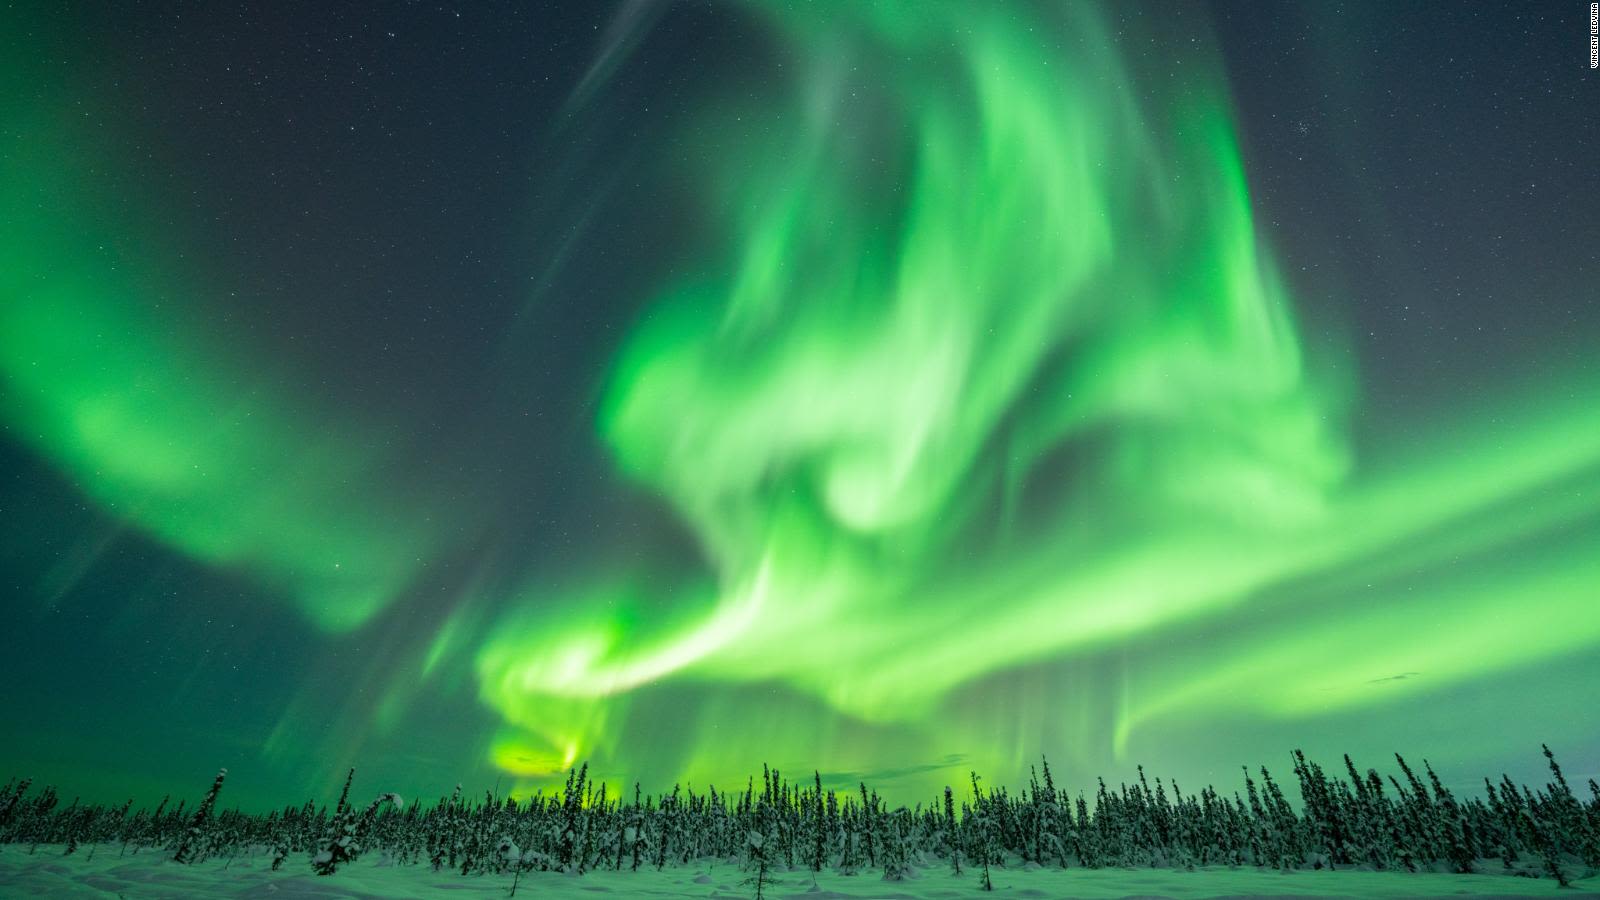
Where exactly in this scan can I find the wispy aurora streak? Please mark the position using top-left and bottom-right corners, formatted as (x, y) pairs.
(477, 1), (1600, 793)
(0, 71), (454, 632)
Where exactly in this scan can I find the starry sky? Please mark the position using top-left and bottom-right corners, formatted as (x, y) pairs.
(2, 0), (1598, 812)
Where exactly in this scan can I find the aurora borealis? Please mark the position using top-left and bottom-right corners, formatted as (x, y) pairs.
(2, 0), (1597, 812)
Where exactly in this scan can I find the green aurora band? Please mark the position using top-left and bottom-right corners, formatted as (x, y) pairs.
(475, 2), (1600, 795)
(0, 102), (460, 630)
(2, 1), (1597, 802)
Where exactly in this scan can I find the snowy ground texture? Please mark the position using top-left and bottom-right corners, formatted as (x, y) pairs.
(2, 847), (1597, 899)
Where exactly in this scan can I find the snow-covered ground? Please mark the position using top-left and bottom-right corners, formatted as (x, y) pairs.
(2, 847), (1596, 899)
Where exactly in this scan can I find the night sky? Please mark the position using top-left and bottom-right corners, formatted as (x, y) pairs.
(3, 0), (1598, 813)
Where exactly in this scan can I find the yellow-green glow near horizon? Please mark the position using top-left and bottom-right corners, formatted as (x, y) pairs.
(2, 0), (1597, 808)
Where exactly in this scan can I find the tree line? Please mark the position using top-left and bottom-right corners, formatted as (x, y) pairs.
(1, 745), (1595, 893)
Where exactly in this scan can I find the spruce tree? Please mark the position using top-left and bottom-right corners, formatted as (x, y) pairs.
(945, 786), (962, 875)
(811, 772), (826, 872)
(172, 768), (226, 864)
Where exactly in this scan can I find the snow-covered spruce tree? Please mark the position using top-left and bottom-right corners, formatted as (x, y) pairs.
(770, 769), (794, 869)
(1158, 777), (1181, 865)
(1343, 755), (1386, 870)
(858, 782), (877, 869)
(1363, 769), (1407, 870)
(172, 768), (226, 864)
(1484, 776), (1522, 870)
(427, 785), (461, 871)
(743, 827), (769, 900)
(310, 768), (356, 874)
(499, 833), (528, 896)
(457, 791), (491, 875)
(1094, 778), (1123, 867)
(1394, 753), (1442, 865)
(1543, 744), (1600, 867)
(1528, 811), (1572, 888)
(313, 792), (401, 875)
(943, 786), (962, 875)
(628, 783), (646, 870)
(652, 788), (672, 871)
(810, 772), (827, 873)
(92, 798), (130, 861)
(1298, 754), (1333, 867)
(672, 785), (689, 864)
(744, 788), (782, 900)
(334, 768), (355, 820)
(118, 810), (145, 857)
(1070, 792), (1094, 867)
(1038, 757), (1070, 869)
(1128, 767), (1156, 866)
(880, 812), (912, 881)
(1377, 773), (1418, 871)
(555, 763), (587, 872)
(1220, 791), (1248, 867)
(835, 795), (863, 874)
(61, 805), (80, 856)
(1166, 781), (1198, 871)
(128, 793), (168, 856)
(582, 778), (604, 871)
(1246, 775), (1274, 870)
(1260, 764), (1305, 869)
(0, 778), (30, 842)
(207, 807), (247, 865)
(832, 784), (857, 871)
(20, 785), (58, 854)
(604, 784), (624, 871)
(270, 825), (291, 872)
(577, 779), (601, 872)
(1422, 760), (1475, 874)
(970, 773), (994, 890)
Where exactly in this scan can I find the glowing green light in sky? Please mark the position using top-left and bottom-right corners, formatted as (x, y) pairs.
(3, 0), (1596, 807)
(0, 106), (448, 632)
(474, 1), (1600, 797)
(593, 0), (1348, 700)
(487, 0), (1349, 757)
